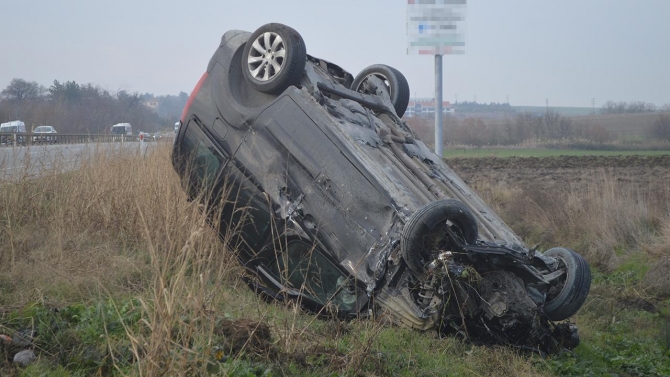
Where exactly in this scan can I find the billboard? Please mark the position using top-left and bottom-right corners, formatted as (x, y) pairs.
(407, 0), (467, 55)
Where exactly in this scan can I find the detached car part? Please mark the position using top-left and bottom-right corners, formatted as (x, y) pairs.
(172, 23), (591, 354)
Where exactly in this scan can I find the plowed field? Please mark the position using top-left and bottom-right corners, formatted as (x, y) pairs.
(447, 155), (670, 194)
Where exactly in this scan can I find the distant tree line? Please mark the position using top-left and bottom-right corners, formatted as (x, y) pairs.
(447, 110), (593, 145)
(0, 78), (184, 134)
(453, 101), (514, 114)
(407, 110), (616, 147)
(600, 100), (657, 114)
(598, 101), (670, 140)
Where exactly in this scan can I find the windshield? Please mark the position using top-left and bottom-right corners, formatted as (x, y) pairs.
(111, 126), (126, 134)
(34, 126), (50, 132)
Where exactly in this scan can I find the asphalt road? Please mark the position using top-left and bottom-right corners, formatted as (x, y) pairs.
(0, 141), (157, 180)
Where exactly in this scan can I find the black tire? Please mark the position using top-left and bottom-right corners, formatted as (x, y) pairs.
(543, 247), (591, 321)
(350, 64), (410, 117)
(241, 23), (307, 94)
(401, 199), (478, 275)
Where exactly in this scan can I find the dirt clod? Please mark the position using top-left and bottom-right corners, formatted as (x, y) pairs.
(214, 318), (277, 359)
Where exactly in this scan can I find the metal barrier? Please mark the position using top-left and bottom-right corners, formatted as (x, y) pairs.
(0, 133), (174, 146)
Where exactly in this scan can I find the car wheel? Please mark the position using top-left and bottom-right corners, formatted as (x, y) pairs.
(543, 247), (591, 321)
(350, 64), (410, 117)
(241, 23), (307, 95)
(401, 199), (478, 275)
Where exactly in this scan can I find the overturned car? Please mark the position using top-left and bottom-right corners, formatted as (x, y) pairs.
(172, 23), (591, 353)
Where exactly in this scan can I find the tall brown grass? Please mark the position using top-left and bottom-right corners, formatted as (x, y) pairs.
(7, 143), (668, 375)
(0, 144), (245, 374)
(475, 171), (670, 271)
(1, 145), (168, 303)
(472, 168), (670, 304)
(0, 144), (409, 375)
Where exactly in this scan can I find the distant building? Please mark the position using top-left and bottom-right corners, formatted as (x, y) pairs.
(405, 98), (453, 117)
(144, 98), (161, 110)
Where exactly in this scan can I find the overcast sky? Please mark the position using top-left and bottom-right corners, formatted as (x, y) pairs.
(1, 0), (669, 107)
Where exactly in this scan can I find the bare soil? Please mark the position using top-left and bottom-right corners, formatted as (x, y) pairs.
(446, 155), (670, 194)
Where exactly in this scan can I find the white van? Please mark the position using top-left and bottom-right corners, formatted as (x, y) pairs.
(111, 123), (133, 136)
(0, 120), (26, 133)
(0, 120), (27, 145)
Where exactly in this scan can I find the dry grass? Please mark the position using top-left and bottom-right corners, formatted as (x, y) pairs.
(0, 144), (246, 374)
(472, 168), (670, 316)
(0, 144), (430, 375)
(3, 144), (669, 376)
(0, 146), (175, 304)
(474, 171), (670, 272)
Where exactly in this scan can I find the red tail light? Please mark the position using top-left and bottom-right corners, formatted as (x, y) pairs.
(180, 72), (209, 123)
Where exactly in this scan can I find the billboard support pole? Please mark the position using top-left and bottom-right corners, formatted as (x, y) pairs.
(435, 54), (443, 158)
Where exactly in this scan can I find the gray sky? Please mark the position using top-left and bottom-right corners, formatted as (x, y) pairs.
(1, 0), (669, 107)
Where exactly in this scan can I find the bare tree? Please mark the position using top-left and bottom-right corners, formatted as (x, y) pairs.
(0, 77), (171, 133)
(543, 110), (561, 139)
(558, 117), (573, 139)
(650, 114), (670, 140)
(1, 78), (46, 101)
(601, 100), (657, 114)
(626, 101), (646, 113)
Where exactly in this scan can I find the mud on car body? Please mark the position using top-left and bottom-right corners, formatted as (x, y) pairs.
(172, 23), (591, 353)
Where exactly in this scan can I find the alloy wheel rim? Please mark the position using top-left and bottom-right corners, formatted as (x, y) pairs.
(247, 32), (286, 82)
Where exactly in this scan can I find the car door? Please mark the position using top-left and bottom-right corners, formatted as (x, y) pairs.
(174, 116), (273, 259)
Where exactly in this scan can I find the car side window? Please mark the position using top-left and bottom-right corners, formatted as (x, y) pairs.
(270, 240), (357, 311)
(178, 119), (224, 198)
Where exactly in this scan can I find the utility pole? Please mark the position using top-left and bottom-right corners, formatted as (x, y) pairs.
(435, 55), (443, 158)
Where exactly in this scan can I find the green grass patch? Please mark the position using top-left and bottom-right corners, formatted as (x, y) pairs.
(1, 299), (142, 376)
(4, 285), (670, 376)
(592, 252), (652, 288)
(443, 148), (670, 158)
(541, 314), (670, 376)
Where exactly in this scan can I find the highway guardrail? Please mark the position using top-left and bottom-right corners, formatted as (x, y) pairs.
(0, 133), (174, 146)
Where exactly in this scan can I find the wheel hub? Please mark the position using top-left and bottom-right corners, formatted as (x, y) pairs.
(247, 32), (286, 82)
(357, 73), (392, 97)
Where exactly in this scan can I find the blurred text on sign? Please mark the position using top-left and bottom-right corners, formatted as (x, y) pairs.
(407, 0), (467, 55)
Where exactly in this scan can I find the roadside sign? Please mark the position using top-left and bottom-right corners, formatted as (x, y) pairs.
(407, 0), (467, 55)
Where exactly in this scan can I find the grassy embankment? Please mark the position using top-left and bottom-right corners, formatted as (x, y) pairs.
(1, 145), (669, 376)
